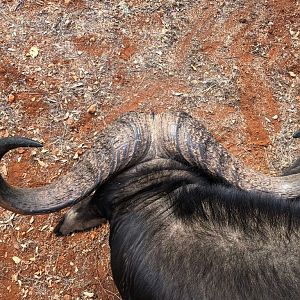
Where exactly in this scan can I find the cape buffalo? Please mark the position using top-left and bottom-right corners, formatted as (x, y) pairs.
(0, 112), (299, 299)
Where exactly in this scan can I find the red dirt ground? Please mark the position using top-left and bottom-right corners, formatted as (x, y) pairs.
(0, 0), (299, 299)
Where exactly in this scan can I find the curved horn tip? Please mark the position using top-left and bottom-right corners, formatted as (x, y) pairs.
(0, 137), (43, 159)
(14, 137), (43, 148)
(293, 130), (300, 139)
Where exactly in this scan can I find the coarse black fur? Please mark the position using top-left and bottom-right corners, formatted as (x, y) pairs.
(84, 158), (300, 300)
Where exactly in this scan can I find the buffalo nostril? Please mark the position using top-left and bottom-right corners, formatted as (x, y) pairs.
(53, 216), (66, 236)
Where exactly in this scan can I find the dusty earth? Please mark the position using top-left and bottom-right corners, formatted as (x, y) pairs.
(0, 0), (299, 299)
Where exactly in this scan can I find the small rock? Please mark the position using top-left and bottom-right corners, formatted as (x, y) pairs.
(87, 104), (97, 114)
(17, 149), (25, 154)
(11, 274), (18, 282)
(12, 256), (21, 264)
(288, 71), (296, 77)
(28, 46), (39, 58)
(1, 165), (7, 176)
(7, 94), (15, 103)
(83, 291), (94, 298)
(63, 295), (72, 300)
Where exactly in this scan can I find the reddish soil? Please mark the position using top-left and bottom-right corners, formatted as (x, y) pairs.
(0, 0), (299, 299)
